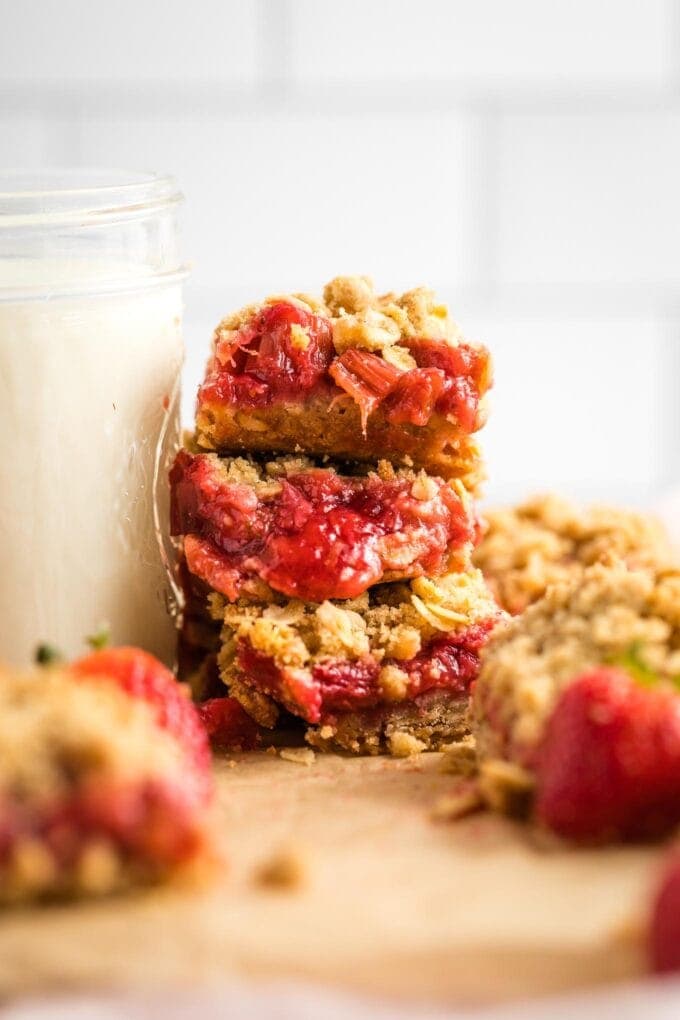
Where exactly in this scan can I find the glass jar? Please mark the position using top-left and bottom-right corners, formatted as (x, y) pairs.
(0, 169), (188, 666)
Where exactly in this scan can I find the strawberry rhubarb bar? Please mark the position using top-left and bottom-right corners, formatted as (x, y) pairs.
(195, 276), (491, 489)
(473, 493), (670, 614)
(472, 559), (680, 840)
(170, 448), (478, 604)
(208, 568), (501, 755)
(0, 650), (214, 903)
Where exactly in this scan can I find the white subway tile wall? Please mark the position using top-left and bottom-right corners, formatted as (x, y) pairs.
(78, 111), (486, 292)
(2, 0), (678, 503)
(289, 0), (674, 84)
(0, 0), (260, 83)
(498, 113), (680, 287)
(0, 117), (49, 165)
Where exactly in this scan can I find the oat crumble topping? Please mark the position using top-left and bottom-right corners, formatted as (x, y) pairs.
(216, 568), (499, 674)
(474, 560), (680, 768)
(474, 493), (671, 615)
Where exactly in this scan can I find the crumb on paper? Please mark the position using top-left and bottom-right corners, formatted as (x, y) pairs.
(440, 735), (478, 777)
(265, 745), (278, 756)
(254, 845), (308, 890)
(478, 758), (534, 818)
(228, 759), (237, 769)
(431, 781), (483, 822)
(388, 731), (426, 757)
(279, 747), (316, 766)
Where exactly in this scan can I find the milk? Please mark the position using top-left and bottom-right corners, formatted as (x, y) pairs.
(0, 259), (183, 666)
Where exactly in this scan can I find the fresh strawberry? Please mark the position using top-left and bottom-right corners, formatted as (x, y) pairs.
(70, 647), (212, 794)
(198, 697), (261, 752)
(535, 666), (680, 842)
(649, 851), (680, 973)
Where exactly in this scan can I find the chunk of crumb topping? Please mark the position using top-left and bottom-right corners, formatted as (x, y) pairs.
(440, 735), (478, 777)
(388, 731), (426, 757)
(323, 275), (375, 315)
(378, 664), (409, 702)
(279, 747), (316, 766)
(315, 601), (370, 658)
(431, 781), (483, 821)
(254, 844), (308, 890)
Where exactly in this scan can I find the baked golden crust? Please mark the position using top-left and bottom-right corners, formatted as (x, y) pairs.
(196, 397), (485, 489)
(473, 494), (670, 614)
(473, 560), (680, 769)
(306, 689), (470, 756)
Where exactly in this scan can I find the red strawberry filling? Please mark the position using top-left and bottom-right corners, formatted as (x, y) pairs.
(235, 619), (496, 725)
(170, 450), (475, 603)
(0, 778), (208, 882)
(202, 303), (335, 407)
(198, 697), (261, 751)
(198, 301), (489, 435)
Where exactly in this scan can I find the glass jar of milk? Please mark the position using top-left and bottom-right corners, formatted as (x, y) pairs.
(0, 170), (188, 666)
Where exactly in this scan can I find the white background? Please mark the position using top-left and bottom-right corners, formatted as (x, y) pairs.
(2, 0), (679, 505)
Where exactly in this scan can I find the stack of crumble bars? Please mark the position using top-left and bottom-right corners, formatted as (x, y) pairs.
(171, 276), (501, 754)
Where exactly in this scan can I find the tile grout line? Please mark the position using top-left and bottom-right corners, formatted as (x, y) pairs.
(2, 80), (680, 119)
(257, 0), (293, 102)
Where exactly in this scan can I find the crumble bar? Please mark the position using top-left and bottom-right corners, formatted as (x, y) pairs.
(473, 559), (680, 771)
(195, 276), (490, 488)
(171, 448), (478, 603)
(208, 568), (501, 753)
(0, 668), (213, 903)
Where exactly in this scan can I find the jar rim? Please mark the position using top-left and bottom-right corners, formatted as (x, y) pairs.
(0, 169), (183, 226)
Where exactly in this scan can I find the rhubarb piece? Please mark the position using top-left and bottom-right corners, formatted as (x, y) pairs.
(195, 276), (491, 487)
(535, 667), (680, 842)
(208, 568), (501, 753)
(170, 449), (477, 603)
(474, 560), (680, 824)
(0, 665), (214, 904)
(329, 349), (402, 431)
(473, 493), (670, 614)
